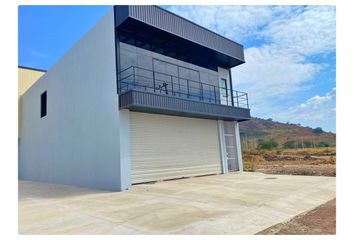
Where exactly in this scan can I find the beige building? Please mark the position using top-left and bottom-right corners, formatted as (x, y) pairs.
(18, 66), (46, 138)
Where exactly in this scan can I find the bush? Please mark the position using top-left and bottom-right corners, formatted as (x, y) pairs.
(283, 140), (296, 149)
(257, 139), (278, 150)
(316, 141), (330, 147)
(303, 141), (313, 148)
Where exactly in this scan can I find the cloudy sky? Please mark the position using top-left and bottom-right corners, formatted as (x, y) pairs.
(165, 6), (336, 132)
(19, 5), (336, 132)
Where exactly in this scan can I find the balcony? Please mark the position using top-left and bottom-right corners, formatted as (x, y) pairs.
(118, 66), (251, 121)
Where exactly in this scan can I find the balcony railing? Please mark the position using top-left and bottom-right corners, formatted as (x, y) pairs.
(118, 66), (249, 109)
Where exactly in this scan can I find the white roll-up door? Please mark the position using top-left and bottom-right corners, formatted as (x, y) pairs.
(130, 112), (222, 184)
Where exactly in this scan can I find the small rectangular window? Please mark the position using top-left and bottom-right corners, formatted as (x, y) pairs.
(40, 91), (47, 118)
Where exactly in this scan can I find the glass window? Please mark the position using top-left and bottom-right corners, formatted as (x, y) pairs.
(40, 91), (47, 118)
(220, 78), (228, 97)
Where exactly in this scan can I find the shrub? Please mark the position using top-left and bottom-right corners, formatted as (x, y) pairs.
(283, 140), (296, 149)
(257, 139), (278, 150)
(303, 141), (313, 148)
(316, 141), (330, 147)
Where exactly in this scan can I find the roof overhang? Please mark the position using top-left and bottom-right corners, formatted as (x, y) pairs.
(114, 5), (245, 68)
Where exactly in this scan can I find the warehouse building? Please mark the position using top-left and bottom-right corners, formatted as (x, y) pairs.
(19, 6), (251, 191)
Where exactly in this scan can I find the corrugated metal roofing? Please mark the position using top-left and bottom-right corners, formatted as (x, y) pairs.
(114, 5), (245, 64)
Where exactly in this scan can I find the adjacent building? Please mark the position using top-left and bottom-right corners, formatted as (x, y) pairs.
(18, 66), (46, 138)
(19, 6), (251, 191)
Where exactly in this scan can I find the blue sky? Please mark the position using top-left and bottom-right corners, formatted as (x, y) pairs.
(18, 5), (336, 132)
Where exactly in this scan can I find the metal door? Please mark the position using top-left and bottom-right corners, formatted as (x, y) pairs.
(223, 121), (239, 171)
(130, 112), (222, 184)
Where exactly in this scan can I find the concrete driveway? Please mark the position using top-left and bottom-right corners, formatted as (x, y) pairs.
(19, 172), (335, 234)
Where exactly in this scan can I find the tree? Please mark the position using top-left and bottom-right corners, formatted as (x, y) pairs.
(313, 127), (324, 135)
(317, 141), (330, 147)
(283, 140), (296, 149)
(303, 141), (313, 148)
(257, 139), (278, 150)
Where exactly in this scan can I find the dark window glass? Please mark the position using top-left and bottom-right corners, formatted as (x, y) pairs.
(118, 32), (218, 71)
(152, 45), (164, 54)
(136, 40), (143, 47)
(177, 55), (187, 61)
(141, 42), (151, 51)
(165, 50), (177, 58)
(40, 91), (47, 118)
(125, 37), (135, 45)
(119, 35), (127, 42)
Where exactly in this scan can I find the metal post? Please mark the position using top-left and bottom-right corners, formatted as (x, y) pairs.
(177, 67), (181, 97)
(171, 76), (174, 96)
(153, 69), (156, 92)
(133, 67), (136, 88)
(246, 93), (249, 108)
(228, 69), (235, 106)
(236, 91), (239, 107)
(187, 79), (190, 98)
(200, 82), (203, 101)
(214, 86), (217, 104)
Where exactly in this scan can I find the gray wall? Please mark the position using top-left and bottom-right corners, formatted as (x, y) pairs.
(19, 9), (127, 191)
(119, 42), (220, 101)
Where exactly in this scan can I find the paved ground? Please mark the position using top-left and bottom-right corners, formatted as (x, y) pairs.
(19, 172), (336, 234)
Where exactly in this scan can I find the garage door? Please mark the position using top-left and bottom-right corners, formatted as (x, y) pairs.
(130, 112), (222, 184)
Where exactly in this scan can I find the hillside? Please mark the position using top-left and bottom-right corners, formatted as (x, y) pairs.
(238, 117), (336, 149)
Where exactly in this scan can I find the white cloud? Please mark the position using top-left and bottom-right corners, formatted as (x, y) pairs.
(167, 5), (280, 41)
(262, 6), (336, 57)
(274, 88), (336, 131)
(299, 93), (334, 109)
(167, 5), (336, 131)
(234, 45), (321, 108)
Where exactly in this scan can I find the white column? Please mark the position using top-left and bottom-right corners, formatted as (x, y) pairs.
(119, 109), (131, 190)
(217, 120), (228, 174)
(234, 121), (243, 172)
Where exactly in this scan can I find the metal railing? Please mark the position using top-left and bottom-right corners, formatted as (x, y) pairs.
(118, 66), (249, 109)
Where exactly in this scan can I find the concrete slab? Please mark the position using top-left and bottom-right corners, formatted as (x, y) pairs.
(19, 172), (335, 234)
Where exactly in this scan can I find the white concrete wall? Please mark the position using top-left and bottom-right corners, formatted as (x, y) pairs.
(19, 9), (126, 191)
(235, 121), (244, 172)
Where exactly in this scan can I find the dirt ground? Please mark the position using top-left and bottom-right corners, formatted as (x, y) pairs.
(255, 161), (336, 177)
(243, 149), (336, 234)
(243, 152), (336, 177)
(257, 198), (336, 235)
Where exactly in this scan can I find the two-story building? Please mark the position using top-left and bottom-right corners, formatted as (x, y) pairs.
(19, 6), (251, 191)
